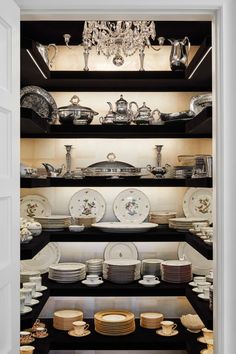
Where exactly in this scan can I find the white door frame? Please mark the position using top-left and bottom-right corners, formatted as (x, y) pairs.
(16, 1), (236, 353)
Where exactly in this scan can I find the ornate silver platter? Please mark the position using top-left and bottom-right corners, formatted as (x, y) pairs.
(189, 94), (212, 115)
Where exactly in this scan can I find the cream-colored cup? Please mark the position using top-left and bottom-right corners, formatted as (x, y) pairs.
(20, 296), (26, 312)
(143, 275), (159, 283)
(203, 286), (210, 297)
(20, 346), (35, 354)
(29, 276), (42, 291)
(86, 274), (102, 283)
(23, 282), (37, 297)
(202, 327), (213, 340)
(20, 331), (32, 344)
(72, 320), (89, 335)
(193, 276), (206, 283)
(20, 288), (32, 305)
(197, 281), (211, 292)
(160, 320), (177, 335)
(34, 327), (47, 338)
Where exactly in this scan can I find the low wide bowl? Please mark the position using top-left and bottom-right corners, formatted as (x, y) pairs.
(180, 314), (204, 333)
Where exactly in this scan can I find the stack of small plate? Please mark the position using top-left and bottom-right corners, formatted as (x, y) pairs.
(149, 211), (177, 225)
(53, 309), (83, 331)
(141, 259), (163, 276)
(161, 260), (192, 283)
(86, 258), (103, 275)
(94, 310), (135, 336)
(35, 215), (71, 230)
(103, 259), (141, 284)
(169, 217), (209, 230)
(174, 166), (193, 178)
(140, 312), (164, 329)
(48, 263), (86, 283)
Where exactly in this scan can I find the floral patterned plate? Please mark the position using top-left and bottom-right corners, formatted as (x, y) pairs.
(183, 188), (213, 224)
(69, 188), (106, 222)
(113, 188), (150, 223)
(20, 194), (51, 218)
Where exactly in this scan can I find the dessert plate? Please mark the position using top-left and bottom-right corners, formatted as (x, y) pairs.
(104, 242), (138, 260)
(113, 188), (150, 223)
(20, 194), (51, 218)
(183, 188), (213, 223)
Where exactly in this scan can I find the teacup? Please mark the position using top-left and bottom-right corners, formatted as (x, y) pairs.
(143, 275), (159, 283)
(201, 227), (213, 236)
(160, 320), (177, 335)
(20, 346), (35, 354)
(20, 331), (32, 345)
(197, 281), (211, 292)
(23, 282), (37, 297)
(203, 286), (210, 298)
(202, 327), (213, 340)
(193, 276), (206, 284)
(29, 276), (42, 291)
(20, 288), (32, 305)
(192, 221), (209, 231)
(34, 327), (48, 338)
(20, 296), (26, 312)
(86, 274), (102, 283)
(72, 320), (89, 335)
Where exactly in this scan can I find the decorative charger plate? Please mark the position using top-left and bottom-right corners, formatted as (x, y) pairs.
(20, 194), (51, 218)
(69, 188), (106, 222)
(20, 85), (57, 120)
(92, 222), (157, 233)
(183, 188), (213, 223)
(178, 242), (213, 275)
(20, 242), (61, 274)
(113, 188), (150, 223)
(104, 242), (138, 260)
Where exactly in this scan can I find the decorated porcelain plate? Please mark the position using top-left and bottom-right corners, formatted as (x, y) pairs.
(20, 242), (61, 274)
(104, 242), (138, 260)
(183, 188), (213, 223)
(69, 188), (106, 222)
(113, 188), (150, 223)
(20, 194), (51, 218)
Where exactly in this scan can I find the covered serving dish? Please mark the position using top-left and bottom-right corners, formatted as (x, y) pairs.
(58, 95), (98, 125)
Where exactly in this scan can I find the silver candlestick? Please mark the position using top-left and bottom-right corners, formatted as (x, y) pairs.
(155, 145), (163, 167)
(64, 145), (73, 178)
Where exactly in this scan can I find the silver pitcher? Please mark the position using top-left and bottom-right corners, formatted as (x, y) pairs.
(168, 37), (190, 71)
(36, 42), (58, 69)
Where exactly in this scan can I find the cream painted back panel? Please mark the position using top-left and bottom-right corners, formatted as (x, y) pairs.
(0, 0), (20, 353)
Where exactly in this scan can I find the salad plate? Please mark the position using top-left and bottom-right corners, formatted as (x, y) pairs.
(20, 194), (51, 218)
(183, 188), (213, 224)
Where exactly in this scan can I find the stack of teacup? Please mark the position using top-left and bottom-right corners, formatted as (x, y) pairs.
(190, 275), (211, 301)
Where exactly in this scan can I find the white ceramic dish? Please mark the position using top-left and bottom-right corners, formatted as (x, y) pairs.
(92, 222), (158, 233)
(20, 194), (51, 218)
(81, 280), (104, 287)
(138, 280), (160, 287)
(69, 188), (106, 222)
(183, 188), (213, 224)
(104, 242), (138, 260)
(113, 188), (150, 223)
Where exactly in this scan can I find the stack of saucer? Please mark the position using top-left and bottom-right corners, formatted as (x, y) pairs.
(141, 259), (163, 276)
(103, 259), (141, 284)
(149, 211), (177, 225)
(86, 258), (103, 275)
(35, 215), (71, 230)
(161, 260), (192, 283)
(53, 309), (83, 331)
(94, 310), (135, 336)
(169, 217), (209, 230)
(140, 312), (164, 329)
(48, 263), (86, 283)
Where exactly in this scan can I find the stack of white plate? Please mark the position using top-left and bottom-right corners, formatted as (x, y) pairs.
(53, 309), (83, 331)
(48, 263), (86, 283)
(94, 310), (135, 336)
(161, 260), (192, 283)
(140, 312), (164, 329)
(149, 211), (177, 225)
(141, 259), (163, 276)
(86, 258), (103, 275)
(103, 259), (141, 284)
(35, 215), (71, 230)
(169, 217), (209, 230)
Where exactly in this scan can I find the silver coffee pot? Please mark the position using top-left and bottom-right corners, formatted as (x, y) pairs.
(99, 102), (116, 125)
(129, 101), (160, 125)
(107, 95), (133, 124)
(168, 37), (190, 71)
(36, 42), (58, 69)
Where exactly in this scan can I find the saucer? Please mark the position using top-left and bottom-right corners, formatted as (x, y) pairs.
(33, 292), (43, 299)
(68, 329), (91, 337)
(32, 332), (49, 339)
(20, 337), (35, 345)
(198, 293), (210, 301)
(81, 280), (103, 287)
(204, 239), (213, 245)
(200, 236), (208, 240)
(197, 336), (207, 344)
(192, 287), (203, 293)
(156, 329), (178, 337)
(39, 286), (48, 292)
(26, 299), (39, 307)
(189, 228), (198, 234)
(139, 280), (160, 287)
(188, 281), (198, 287)
(21, 306), (32, 315)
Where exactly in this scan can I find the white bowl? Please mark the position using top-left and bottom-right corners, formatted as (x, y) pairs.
(69, 225), (85, 232)
(180, 314), (204, 333)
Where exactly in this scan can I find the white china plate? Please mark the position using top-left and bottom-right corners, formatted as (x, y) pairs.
(20, 242), (61, 274)
(20, 194), (51, 218)
(161, 260), (191, 267)
(81, 280), (104, 287)
(49, 263), (85, 271)
(113, 188), (150, 223)
(104, 242), (138, 260)
(138, 280), (160, 287)
(198, 293), (210, 301)
(21, 306), (32, 315)
(103, 259), (141, 266)
(69, 188), (106, 221)
(183, 188), (213, 223)
(178, 242), (213, 275)
(92, 222), (157, 233)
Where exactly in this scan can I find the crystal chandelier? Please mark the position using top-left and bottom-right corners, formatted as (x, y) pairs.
(82, 21), (164, 71)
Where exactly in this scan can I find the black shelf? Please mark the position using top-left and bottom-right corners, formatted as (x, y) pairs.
(31, 318), (205, 354)
(21, 232), (50, 260)
(185, 232), (213, 260)
(186, 285), (213, 329)
(21, 106), (212, 139)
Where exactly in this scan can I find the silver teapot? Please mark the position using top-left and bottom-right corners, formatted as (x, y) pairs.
(99, 103), (116, 125)
(129, 101), (160, 125)
(36, 42), (58, 69)
(168, 37), (190, 71)
(107, 95), (133, 124)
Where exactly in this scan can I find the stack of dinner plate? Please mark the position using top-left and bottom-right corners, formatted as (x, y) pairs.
(35, 215), (71, 230)
(161, 260), (192, 283)
(169, 217), (208, 230)
(149, 211), (177, 225)
(86, 258), (103, 275)
(141, 259), (163, 276)
(94, 310), (135, 336)
(48, 263), (86, 283)
(140, 312), (164, 329)
(103, 259), (141, 284)
(53, 309), (83, 331)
